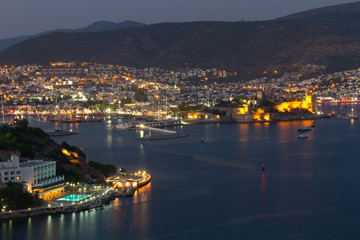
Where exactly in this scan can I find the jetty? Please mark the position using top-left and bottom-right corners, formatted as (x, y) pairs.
(135, 120), (189, 140)
(106, 171), (151, 196)
(141, 119), (182, 128)
(136, 133), (189, 140)
(135, 126), (189, 140)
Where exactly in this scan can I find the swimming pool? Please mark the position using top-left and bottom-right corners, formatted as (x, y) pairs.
(56, 194), (91, 202)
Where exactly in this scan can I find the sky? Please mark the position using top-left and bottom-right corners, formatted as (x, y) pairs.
(0, 0), (356, 39)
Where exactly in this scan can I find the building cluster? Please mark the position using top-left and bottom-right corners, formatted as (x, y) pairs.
(0, 63), (359, 118)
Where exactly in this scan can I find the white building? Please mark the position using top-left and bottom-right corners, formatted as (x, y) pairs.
(0, 155), (22, 183)
(0, 155), (65, 200)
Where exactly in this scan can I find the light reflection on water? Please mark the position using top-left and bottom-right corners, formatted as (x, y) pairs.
(27, 218), (31, 240)
(46, 215), (52, 240)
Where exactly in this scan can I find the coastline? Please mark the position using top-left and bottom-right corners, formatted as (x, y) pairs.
(0, 189), (116, 222)
(1, 173), (152, 222)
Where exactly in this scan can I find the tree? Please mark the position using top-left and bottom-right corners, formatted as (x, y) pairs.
(120, 97), (132, 107)
(13, 119), (28, 128)
(134, 89), (148, 102)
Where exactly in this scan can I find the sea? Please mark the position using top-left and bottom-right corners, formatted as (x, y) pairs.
(2, 105), (360, 240)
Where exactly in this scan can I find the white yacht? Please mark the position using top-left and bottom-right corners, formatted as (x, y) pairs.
(112, 122), (134, 130)
(297, 133), (308, 138)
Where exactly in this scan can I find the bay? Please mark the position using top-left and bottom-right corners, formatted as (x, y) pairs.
(2, 117), (360, 240)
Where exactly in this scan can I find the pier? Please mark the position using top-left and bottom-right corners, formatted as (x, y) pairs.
(133, 119), (189, 140)
(141, 119), (182, 128)
(106, 171), (151, 196)
(136, 124), (189, 140)
(139, 126), (177, 134)
(135, 133), (189, 140)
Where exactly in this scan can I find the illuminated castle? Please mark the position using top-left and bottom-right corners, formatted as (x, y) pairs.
(275, 93), (316, 113)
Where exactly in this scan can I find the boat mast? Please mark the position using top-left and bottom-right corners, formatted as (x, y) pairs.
(1, 96), (4, 123)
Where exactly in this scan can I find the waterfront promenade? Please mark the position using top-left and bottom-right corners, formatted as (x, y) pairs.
(0, 188), (114, 221)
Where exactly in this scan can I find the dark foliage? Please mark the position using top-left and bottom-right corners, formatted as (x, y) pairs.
(0, 182), (43, 210)
(0, 124), (47, 157)
(134, 89), (148, 102)
(88, 161), (117, 177)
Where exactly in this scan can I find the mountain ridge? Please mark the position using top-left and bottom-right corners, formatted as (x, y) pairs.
(0, 20), (146, 51)
(2, 2), (360, 80)
(278, 1), (360, 20)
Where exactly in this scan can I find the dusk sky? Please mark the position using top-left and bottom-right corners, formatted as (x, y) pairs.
(0, 0), (355, 39)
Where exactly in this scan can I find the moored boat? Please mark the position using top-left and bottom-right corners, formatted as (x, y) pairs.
(297, 133), (308, 138)
(298, 127), (312, 132)
(112, 122), (135, 130)
(47, 129), (78, 136)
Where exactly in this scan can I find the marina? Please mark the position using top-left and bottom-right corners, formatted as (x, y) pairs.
(112, 119), (190, 140)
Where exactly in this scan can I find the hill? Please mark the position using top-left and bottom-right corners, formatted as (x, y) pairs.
(0, 120), (117, 183)
(2, 2), (360, 79)
(278, 1), (360, 20)
(0, 20), (145, 51)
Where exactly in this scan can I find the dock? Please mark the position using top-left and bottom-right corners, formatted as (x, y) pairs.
(136, 133), (189, 140)
(142, 119), (182, 128)
(135, 125), (189, 140)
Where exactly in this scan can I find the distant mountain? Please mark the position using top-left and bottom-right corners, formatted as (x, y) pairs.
(2, 2), (360, 80)
(0, 20), (145, 51)
(278, 1), (360, 20)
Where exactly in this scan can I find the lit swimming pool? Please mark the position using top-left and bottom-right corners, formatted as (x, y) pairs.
(56, 194), (91, 202)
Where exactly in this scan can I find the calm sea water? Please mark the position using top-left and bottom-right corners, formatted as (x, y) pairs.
(2, 117), (360, 240)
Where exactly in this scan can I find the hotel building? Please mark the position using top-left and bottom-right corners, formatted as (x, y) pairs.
(0, 155), (65, 200)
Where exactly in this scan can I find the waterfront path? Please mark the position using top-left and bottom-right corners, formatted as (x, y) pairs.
(0, 188), (115, 221)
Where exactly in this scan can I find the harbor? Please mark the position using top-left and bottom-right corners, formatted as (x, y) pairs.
(136, 124), (190, 140)
(3, 118), (360, 239)
(113, 119), (191, 140)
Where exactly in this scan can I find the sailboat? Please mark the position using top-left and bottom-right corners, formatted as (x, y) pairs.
(0, 98), (11, 125)
(46, 102), (79, 136)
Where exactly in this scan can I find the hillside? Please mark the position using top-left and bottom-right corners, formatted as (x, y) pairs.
(278, 1), (360, 20)
(0, 20), (145, 51)
(1, 2), (360, 79)
(0, 120), (116, 183)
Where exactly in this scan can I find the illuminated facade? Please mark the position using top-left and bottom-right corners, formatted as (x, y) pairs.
(236, 105), (249, 115)
(0, 155), (65, 200)
(275, 94), (315, 113)
(253, 113), (271, 121)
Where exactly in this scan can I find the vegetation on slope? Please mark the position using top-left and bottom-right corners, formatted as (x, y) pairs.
(0, 182), (43, 211)
(2, 2), (360, 79)
(0, 120), (117, 183)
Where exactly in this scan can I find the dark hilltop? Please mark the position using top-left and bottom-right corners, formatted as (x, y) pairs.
(1, 2), (360, 80)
